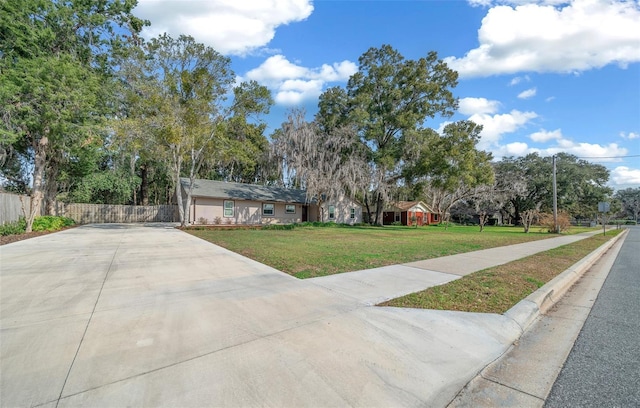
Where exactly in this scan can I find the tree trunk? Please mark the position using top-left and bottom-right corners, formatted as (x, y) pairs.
(175, 178), (186, 227)
(513, 200), (521, 226)
(478, 212), (487, 232)
(374, 192), (384, 226)
(27, 136), (48, 232)
(171, 149), (186, 226)
(44, 160), (59, 215)
(364, 193), (373, 225)
(140, 163), (149, 206)
(443, 212), (450, 230)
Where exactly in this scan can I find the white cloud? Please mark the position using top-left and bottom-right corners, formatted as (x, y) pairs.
(275, 79), (324, 105)
(134, 0), (314, 55)
(245, 55), (308, 83)
(245, 55), (357, 105)
(490, 139), (629, 166)
(543, 140), (628, 161)
(446, 0), (640, 77)
(471, 0), (577, 6)
(458, 97), (501, 115)
(517, 87), (537, 99)
(530, 128), (562, 142)
(509, 75), (530, 85)
(468, 109), (538, 149)
(611, 166), (640, 185)
(504, 141), (531, 155)
(620, 131), (640, 140)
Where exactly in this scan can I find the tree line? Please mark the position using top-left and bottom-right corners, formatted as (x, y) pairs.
(1, 0), (627, 231)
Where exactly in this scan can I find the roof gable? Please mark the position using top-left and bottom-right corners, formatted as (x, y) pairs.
(387, 201), (432, 212)
(181, 178), (309, 204)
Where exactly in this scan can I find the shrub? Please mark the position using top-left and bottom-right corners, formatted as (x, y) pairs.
(0, 218), (27, 236)
(538, 212), (571, 233)
(314, 221), (338, 227)
(608, 219), (637, 225)
(32, 216), (75, 232)
(262, 223), (295, 230)
(225, 218), (233, 225)
(213, 216), (222, 225)
(198, 217), (209, 225)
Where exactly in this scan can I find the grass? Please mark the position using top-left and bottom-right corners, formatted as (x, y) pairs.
(380, 229), (622, 314)
(186, 224), (599, 278)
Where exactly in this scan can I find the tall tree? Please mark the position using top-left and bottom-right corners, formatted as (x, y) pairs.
(0, 0), (146, 231)
(144, 34), (234, 226)
(114, 35), (274, 225)
(111, 42), (169, 205)
(614, 187), (640, 223)
(317, 45), (459, 224)
(272, 109), (369, 221)
(210, 80), (274, 184)
(494, 154), (549, 225)
(494, 153), (611, 224)
(553, 153), (611, 220)
(407, 121), (494, 225)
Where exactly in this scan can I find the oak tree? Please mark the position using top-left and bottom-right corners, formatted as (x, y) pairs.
(0, 0), (146, 231)
(317, 45), (459, 224)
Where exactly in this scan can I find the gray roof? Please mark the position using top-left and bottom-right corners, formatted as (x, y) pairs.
(181, 178), (310, 204)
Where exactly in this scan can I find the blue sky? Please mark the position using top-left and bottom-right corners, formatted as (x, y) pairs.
(133, 0), (640, 189)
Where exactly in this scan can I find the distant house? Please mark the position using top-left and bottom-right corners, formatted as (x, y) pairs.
(382, 201), (438, 226)
(180, 178), (362, 225)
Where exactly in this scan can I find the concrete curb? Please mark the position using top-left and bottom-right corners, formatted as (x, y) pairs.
(504, 228), (629, 333)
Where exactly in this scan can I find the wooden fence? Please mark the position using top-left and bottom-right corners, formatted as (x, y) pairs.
(54, 203), (179, 224)
(0, 192), (37, 225)
(1, 192), (178, 224)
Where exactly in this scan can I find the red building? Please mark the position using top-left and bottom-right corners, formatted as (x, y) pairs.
(383, 201), (439, 226)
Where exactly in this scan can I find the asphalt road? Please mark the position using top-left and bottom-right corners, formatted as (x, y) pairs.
(545, 226), (640, 407)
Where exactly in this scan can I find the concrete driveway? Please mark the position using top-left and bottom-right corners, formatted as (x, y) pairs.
(1, 224), (521, 407)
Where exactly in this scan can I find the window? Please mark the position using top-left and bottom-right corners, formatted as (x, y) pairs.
(433, 213), (439, 222)
(262, 203), (274, 216)
(328, 205), (335, 220)
(350, 208), (356, 219)
(395, 212), (400, 222)
(223, 200), (234, 218)
(285, 204), (296, 214)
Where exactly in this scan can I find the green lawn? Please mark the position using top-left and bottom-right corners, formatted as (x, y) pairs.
(381, 230), (621, 313)
(186, 224), (598, 278)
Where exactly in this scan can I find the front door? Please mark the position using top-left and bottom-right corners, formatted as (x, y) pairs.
(302, 205), (308, 222)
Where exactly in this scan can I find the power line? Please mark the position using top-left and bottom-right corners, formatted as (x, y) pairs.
(574, 154), (640, 159)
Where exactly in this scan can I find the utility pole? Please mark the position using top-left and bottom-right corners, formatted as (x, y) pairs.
(552, 155), (558, 233)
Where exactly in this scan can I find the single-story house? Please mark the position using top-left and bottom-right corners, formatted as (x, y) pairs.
(382, 201), (439, 226)
(180, 178), (362, 225)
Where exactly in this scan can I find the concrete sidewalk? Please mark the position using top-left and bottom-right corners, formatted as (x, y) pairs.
(308, 230), (607, 306)
(0, 224), (620, 407)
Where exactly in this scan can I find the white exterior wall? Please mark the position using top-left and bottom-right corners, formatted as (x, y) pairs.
(317, 195), (362, 224)
(189, 195), (362, 225)
(190, 197), (304, 225)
